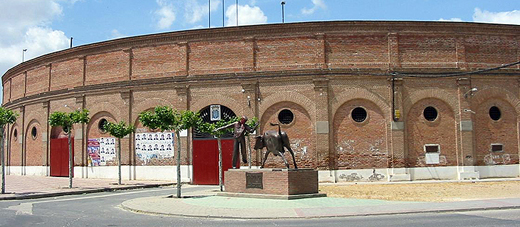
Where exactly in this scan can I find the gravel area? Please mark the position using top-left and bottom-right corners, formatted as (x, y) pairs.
(320, 180), (520, 202)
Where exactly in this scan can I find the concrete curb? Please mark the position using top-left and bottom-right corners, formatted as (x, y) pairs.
(120, 200), (520, 220)
(0, 183), (174, 201)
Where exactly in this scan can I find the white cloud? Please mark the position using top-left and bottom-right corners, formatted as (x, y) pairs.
(0, 0), (70, 92)
(184, 0), (221, 24)
(438, 18), (463, 22)
(110, 29), (127, 39)
(473, 8), (520, 25)
(155, 0), (176, 29)
(302, 0), (327, 15)
(225, 4), (267, 26)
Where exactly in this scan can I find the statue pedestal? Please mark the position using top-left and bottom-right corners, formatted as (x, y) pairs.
(221, 168), (325, 199)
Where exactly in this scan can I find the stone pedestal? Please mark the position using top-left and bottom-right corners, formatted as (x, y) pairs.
(222, 168), (324, 199)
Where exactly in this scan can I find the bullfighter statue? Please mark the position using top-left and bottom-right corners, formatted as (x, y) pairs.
(215, 116), (256, 169)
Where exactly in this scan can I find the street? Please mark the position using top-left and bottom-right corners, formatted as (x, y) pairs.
(1, 186), (519, 227)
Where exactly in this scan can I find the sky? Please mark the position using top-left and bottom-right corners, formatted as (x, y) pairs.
(1, 0), (520, 103)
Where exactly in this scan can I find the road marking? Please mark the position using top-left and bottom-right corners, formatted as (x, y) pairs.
(7, 202), (33, 215)
(4, 187), (174, 216)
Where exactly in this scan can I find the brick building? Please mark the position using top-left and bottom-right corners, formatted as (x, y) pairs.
(2, 21), (520, 183)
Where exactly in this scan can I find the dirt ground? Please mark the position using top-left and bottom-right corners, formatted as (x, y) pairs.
(320, 180), (520, 202)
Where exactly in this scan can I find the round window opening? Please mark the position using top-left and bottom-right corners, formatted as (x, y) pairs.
(278, 109), (294, 125)
(31, 127), (37, 139)
(489, 106), (501, 121)
(13, 129), (18, 141)
(351, 107), (367, 123)
(423, 106), (438, 121)
(98, 118), (108, 133)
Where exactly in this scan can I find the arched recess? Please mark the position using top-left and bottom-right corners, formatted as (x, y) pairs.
(191, 94), (243, 118)
(259, 91), (316, 123)
(402, 88), (458, 121)
(86, 111), (117, 166)
(132, 97), (173, 125)
(331, 88), (390, 121)
(333, 99), (388, 169)
(259, 101), (315, 168)
(25, 119), (43, 166)
(9, 123), (21, 166)
(471, 88), (520, 166)
(405, 98), (457, 167)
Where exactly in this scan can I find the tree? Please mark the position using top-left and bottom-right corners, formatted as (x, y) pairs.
(0, 107), (17, 194)
(49, 109), (90, 189)
(139, 106), (199, 198)
(104, 121), (135, 185)
(198, 117), (257, 191)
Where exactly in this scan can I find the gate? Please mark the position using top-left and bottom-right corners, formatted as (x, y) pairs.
(192, 105), (236, 185)
(50, 138), (73, 177)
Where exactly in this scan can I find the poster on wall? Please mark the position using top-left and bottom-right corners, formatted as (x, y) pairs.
(87, 137), (117, 166)
(135, 132), (174, 164)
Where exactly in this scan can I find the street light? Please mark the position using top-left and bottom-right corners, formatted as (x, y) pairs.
(281, 1), (286, 23)
(22, 49), (27, 62)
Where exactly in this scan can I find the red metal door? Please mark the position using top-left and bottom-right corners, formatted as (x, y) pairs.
(50, 138), (74, 177)
(192, 138), (234, 185)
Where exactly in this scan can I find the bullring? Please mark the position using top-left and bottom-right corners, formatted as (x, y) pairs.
(2, 21), (520, 183)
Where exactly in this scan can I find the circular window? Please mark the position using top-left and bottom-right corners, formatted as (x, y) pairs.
(13, 129), (18, 141)
(423, 106), (438, 121)
(489, 106), (501, 121)
(351, 107), (367, 123)
(98, 118), (108, 133)
(278, 109), (294, 124)
(31, 127), (37, 139)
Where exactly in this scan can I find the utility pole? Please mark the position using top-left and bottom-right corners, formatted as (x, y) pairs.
(281, 1), (286, 23)
(22, 49), (27, 62)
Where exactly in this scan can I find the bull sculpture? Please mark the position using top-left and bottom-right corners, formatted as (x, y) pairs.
(254, 123), (298, 169)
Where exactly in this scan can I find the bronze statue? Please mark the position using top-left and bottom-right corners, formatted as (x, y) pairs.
(215, 116), (256, 169)
(254, 123), (298, 169)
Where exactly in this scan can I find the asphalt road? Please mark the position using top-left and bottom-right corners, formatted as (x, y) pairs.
(1, 186), (519, 227)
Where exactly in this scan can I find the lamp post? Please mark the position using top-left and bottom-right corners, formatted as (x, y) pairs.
(22, 49), (27, 62)
(281, 1), (286, 23)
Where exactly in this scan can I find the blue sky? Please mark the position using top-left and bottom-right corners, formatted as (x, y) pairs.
(1, 0), (520, 103)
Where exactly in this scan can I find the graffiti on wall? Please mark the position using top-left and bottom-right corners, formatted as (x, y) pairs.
(290, 139), (308, 159)
(135, 132), (174, 164)
(484, 153), (511, 165)
(87, 137), (117, 166)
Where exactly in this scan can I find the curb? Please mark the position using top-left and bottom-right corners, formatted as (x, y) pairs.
(0, 183), (174, 201)
(120, 201), (520, 220)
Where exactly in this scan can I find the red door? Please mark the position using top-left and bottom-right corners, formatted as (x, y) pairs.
(192, 138), (234, 185)
(50, 138), (74, 177)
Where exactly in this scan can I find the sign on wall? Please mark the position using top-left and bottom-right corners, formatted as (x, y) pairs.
(210, 104), (221, 121)
(135, 132), (174, 164)
(87, 137), (117, 166)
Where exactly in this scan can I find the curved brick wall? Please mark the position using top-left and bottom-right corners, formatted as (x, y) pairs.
(2, 21), (520, 180)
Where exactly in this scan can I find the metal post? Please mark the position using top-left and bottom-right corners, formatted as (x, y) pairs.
(1, 127), (5, 194)
(22, 49), (27, 62)
(176, 131), (182, 198)
(208, 0), (211, 28)
(246, 135), (251, 169)
(236, 0), (238, 26)
(70, 37), (73, 48)
(281, 1), (285, 23)
(222, 0), (225, 27)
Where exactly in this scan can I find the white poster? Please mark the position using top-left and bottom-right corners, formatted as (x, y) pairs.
(135, 132), (174, 164)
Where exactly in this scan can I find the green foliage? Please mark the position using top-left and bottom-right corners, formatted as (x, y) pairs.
(49, 109), (90, 133)
(0, 107), (18, 127)
(245, 117), (259, 135)
(139, 106), (200, 132)
(197, 116), (258, 138)
(104, 121), (135, 139)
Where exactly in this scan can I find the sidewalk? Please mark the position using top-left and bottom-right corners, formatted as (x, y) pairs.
(0, 175), (173, 200)
(121, 188), (520, 219)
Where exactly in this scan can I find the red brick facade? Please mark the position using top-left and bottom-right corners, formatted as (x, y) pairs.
(2, 21), (520, 176)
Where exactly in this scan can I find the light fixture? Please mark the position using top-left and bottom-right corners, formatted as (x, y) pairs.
(464, 87), (478, 98)
(247, 95), (251, 107)
(464, 109), (476, 114)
